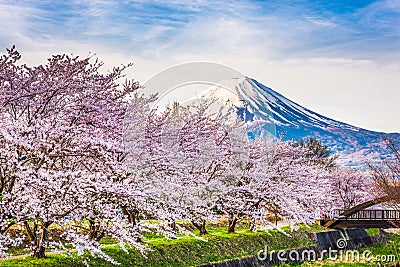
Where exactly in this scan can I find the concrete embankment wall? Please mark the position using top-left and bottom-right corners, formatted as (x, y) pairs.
(197, 228), (388, 267)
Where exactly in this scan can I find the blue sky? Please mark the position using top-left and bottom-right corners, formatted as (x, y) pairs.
(1, 0), (399, 132)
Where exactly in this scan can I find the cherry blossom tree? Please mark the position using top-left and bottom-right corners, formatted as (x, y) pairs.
(369, 137), (400, 210)
(296, 137), (371, 211)
(328, 168), (371, 210)
(0, 46), (160, 259)
(144, 101), (237, 235)
(217, 138), (336, 233)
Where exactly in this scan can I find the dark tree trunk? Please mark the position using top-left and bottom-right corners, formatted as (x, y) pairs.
(121, 206), (139, 227)
(169, 220), (176, 231)
(228, 216), (238, 233)
(167, 220), (177, 239)
(192, 219), (208, 235)
(121, 206), (141, 241)
(33, 245), (46, 258)
(24, 220), (52, 258)
(249, 218), (257, 232)
(88, 220), (105, 242)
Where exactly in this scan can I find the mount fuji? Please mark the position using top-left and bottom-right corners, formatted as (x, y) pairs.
(198, 77), (399, 165)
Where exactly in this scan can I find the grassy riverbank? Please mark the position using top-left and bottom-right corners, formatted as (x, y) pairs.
(1, 225), (316, 267)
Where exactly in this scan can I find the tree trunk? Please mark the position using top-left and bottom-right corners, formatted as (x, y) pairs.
(168, 220), (177, 239)
(192, 219), (208, 235)
(249, 218), (257, 232)
(121, 206), (142, 242)
(33, 245), (46, 258)
(24, 220), (52, 258)
(169, 220), (176, 231)
(121, 206), (139, 227)
(88, 220), (105, 242)
(199, 219), (207, 235)
(228, 217), (238, 233)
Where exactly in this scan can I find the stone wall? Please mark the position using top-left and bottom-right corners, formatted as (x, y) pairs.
(197, 228), (387, 267)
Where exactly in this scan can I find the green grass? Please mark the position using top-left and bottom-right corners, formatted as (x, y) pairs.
(364, 228), (380, 236)
(0, 226), (315, 267)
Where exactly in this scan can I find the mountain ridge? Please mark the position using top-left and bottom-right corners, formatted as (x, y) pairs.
(199, 77), (399, 165)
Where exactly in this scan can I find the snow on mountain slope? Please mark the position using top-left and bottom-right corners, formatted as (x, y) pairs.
(197, 77), (400, 165)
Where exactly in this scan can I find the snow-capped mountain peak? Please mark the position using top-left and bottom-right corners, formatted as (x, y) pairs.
(197, 77), (399, 165)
